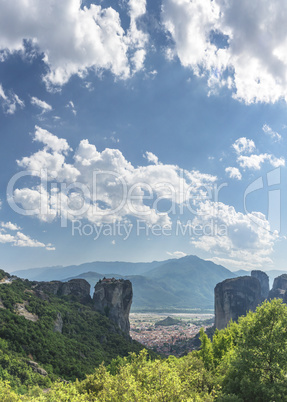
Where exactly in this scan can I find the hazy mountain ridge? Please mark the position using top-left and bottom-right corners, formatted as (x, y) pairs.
(12, 255), (287, 311)
(11, 260), (167, 281)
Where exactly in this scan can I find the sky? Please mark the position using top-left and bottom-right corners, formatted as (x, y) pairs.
(0, 0), (287, 273)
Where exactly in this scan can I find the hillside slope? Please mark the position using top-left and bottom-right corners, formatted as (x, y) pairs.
(0, 271), (142, 383)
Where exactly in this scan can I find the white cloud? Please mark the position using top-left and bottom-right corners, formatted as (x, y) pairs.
(0, 221), (21, 231)
(191, 201), (277, 269)
(0, 223), (54, 250)
(13, 231), (46, 248)
(0, 232), (15, 244)
(237, 153), (285, 170)
(66, 101), (76, 115)
(0, 83), (24, 114)
(162, 0), (287, 104)
(144, 151), (159, 165)
(232, 137), (255, 154)
(31, 97), (52, 113)
(166, 251), (187, 258)
(11, 127), (217, 227)
(225, 167), (242, 180)
(231, 136), (285, 170)
(127, 0), (148, 73)
(262, 124), (282, 141)
(0, 0), (148, 87)
(16, 126), (79, 182)
(33, 126), (71, 154)
(10, 128), (282, 268)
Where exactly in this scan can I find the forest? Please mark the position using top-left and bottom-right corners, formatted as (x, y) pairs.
(0, 280), (286, 402)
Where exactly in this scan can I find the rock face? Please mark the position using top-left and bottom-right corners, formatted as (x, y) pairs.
(15, 302), (39, 322)
(269, 274), (287, 300)
(215, 276), (261, 330)
(60, 279), (91, 303)
(27, 360), (48, 376)
(34, 279), (91, 304)
(251, 270), (269, 300)
(53, 312), (63, 333)
(93, 278), (132, 335)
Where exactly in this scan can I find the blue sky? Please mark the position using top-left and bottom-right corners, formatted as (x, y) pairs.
(0, 0), (287, 272)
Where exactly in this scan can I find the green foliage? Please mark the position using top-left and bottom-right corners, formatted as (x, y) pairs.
(221, 299), (287, 401)
(198, 299), (287, 401)
(0, 347), (51, 392)
(199, 328), (213, 370)
(78, 350), (216, 401)
(0, 277), (143, 384)
(2, 276), (287, 401)
(0, 270), (8, 281)
(0, 351), (216, 401)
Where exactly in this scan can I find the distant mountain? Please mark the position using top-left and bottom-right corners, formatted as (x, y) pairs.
(65, 272), (185, 310)
(62, 255), (238, 311)
(13, 255), (284, 311)
(11, 260), (166, 281)
(143, 255), (237, 309)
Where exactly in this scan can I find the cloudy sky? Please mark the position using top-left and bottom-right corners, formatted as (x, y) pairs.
(1, 0), (287, 272)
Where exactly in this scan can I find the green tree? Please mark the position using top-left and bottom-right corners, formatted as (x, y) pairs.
(199, 328), (213, 370)
(220, 299), (287, 401)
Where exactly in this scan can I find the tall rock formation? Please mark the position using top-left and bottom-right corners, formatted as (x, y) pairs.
(251, 270), (269, 300)
(93, 278), (132, 335)
(34, 279), (91, 304)
(215, 276), (261, 330)
(269, 274), (287, 300)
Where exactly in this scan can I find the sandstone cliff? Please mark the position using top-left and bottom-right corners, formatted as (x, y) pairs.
(215, 276), (261, 330)
(93, 278), (132, 335)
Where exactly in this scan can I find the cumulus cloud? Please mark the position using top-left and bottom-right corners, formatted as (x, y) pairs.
(31, 97), (52, 113)
(0, 0), (148, 87)
(11, 126), (217, 227)
(237, 153), (285, 170)
(33, 126), (71, 153)
(0, 221), (21, 231)
(232, 137), (255, 154)
(225, 167), (242, 180)
(144, 151), (159, 165)
(9, 128), (281, 268)
(262, 124), (282, 141)
(0, 222), (54, 249)
(231, 136), (285, 170)
(162, 0), (287, 104)
(191, 201), (277, 269)
(0, 83), (24, 114)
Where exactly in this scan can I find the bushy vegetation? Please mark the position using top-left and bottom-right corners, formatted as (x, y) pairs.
(1, 274), (287, 401)
(199, 298), (287, 401)
(0, 275), (143, 387)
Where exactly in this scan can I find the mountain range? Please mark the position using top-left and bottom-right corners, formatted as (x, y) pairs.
(12, 256), (287, 311)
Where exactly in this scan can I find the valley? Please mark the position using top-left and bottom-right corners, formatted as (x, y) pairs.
(130, 312), (214, 356)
